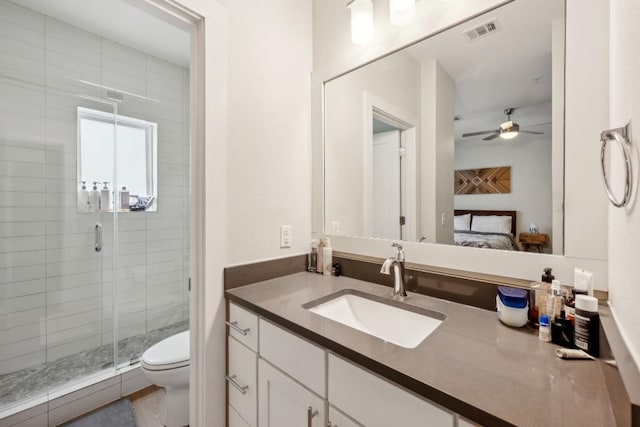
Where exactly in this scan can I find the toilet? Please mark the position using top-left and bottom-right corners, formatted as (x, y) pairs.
(141, 331), (190, 427)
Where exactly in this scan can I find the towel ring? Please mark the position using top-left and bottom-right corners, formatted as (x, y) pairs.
(600, 122), (632, 208)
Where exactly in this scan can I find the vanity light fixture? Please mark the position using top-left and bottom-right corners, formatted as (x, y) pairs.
(389, 0), (416, 26)
(348, 0), (374, 45)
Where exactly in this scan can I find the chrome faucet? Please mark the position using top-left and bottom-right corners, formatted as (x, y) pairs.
(380, 242), (407, 298)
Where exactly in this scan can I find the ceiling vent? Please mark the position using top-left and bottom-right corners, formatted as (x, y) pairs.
(462, 18), (502, 42)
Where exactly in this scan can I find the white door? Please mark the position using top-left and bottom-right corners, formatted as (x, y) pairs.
(258, 359), (325, 427)
(373, 130), (401, 240)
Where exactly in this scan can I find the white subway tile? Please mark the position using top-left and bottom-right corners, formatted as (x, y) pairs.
(0, 337), (44, 361)
(44, 17), (100, 53)
(0, 1), (45, 35)
(46, 309), (101, 334)
(0, 307), (45, 330)
(46, 334), (101, 363)
(0, 349), (44, 376)
(46, 296), (101, 321)
(0, 321), (42, 346)
(0, 264), (45, 285)
(0, 236), (46, 253)
(0, 292), (45, 315)
(46, 283), (100, 306)
(0, 161), (45, 178)
(0, 250), (45, 269)
(0, 279), (45, 299)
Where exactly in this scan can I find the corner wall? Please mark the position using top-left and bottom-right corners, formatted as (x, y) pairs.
(608, 0), (640, 370)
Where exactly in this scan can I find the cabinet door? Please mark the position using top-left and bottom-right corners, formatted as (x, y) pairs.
(328, 406), (362, 427)
(228, 337), (257, 426)
(229, 405), (250, 427)
(258, 359), (325, 427)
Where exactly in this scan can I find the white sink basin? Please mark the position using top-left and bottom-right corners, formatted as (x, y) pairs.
(305, 291), (444, 349)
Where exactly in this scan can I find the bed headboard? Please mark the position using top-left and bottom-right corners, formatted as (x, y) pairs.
(454, 210), (517, 236)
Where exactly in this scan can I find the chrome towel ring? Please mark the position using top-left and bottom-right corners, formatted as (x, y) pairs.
(600, 122), (632, 208)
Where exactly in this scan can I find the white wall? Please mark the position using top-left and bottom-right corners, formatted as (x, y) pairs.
(222, 0), (312, 265)
(312, 0), (609, 290)
(325, 52), (421, 237)
(421, 59), (455, 245)
(608, 0), (640, 370)
(454, 133), (553, 251)
(0, 0), (190, 376)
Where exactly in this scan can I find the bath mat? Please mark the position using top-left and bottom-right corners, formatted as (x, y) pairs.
(63, 398), (138, 427)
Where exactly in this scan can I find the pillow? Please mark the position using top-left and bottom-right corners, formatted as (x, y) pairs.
(453, 213), (471, 231)
(471, 215), (512, 234)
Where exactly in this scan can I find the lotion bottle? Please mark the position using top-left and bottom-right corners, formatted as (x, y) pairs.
(89, 182), (100, 212)
(323, 237), (333, 276)
(100, 182), (111, 212)
(78, 181), (89, 212)
(317, 238), (324, 274)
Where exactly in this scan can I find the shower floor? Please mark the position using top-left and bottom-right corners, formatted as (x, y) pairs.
(0, 321), (188, 410)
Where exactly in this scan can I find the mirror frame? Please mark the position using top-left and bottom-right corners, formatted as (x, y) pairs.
(311, 0), (609, 290)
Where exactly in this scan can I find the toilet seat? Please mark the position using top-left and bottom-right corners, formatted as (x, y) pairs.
(141, 331), (190, 371)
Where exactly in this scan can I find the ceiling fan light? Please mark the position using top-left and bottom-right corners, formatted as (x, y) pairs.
(389, 0), (416, 26)
(349, 0), (374, 45)
(499, 122), (520, 139)
(500, 130), (519, 139)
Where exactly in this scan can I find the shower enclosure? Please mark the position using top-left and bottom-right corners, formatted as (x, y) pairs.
(0, 0), (190, 415)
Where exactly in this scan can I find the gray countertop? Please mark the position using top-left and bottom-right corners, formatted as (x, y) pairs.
(226, 272), (615, 426)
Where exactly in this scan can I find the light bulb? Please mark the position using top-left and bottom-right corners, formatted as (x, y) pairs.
(349, 0), (374, 45)
(500, 131), (519, 140)
(389, 0), (416, 26)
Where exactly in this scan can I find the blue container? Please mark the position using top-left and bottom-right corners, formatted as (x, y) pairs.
(497, 286), (528, 309)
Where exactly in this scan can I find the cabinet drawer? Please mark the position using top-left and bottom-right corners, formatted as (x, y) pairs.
(228, 337), (257, 427)
(228, 302), (258, 351)
(329, 354), (454, 427)
(259, 319), (325, 397)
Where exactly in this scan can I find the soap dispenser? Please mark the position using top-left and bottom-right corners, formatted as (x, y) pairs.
(78, 181), (89, 212)
(100, 182), (111, 212)
(89, 182), (100, 212)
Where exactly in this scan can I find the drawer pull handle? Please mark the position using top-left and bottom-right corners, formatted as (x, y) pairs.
(226, 321), (250, 336)
(226, 374), (249, 395)
(307, 406), (319, 427)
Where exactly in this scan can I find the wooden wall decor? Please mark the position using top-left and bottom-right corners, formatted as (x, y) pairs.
(454, 166), (511, 195)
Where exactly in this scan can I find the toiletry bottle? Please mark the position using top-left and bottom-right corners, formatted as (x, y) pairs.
(100, 182), (111, 212)
(548, 279), (565, 319)
(317, 238), (325, 274)
(574, 268), (593, 296)
(323, 237), (333, 276)
(539, 314), (551, 342)
(309, 239), (318, 273)
(574, 295), (599, 357)
(78, 181), (89, 212)
(530, 267), (555, 327)
(89, 182), (100, 212)
(119, 186), (130, 211)
(551, 310), (574, 348)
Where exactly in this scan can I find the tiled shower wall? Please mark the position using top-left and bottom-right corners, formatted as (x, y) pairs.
(0, 0), (189, 377)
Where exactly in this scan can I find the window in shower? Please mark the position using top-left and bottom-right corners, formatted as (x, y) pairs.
(78, 107), (158, 212)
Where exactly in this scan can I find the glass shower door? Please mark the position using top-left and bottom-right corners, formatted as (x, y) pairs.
(0, 77), (116, 411)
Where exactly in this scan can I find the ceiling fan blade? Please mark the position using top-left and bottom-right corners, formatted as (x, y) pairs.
(483, 133), (500, 141)
(462, 130), (498, 137)
(520, 130), (544, 135)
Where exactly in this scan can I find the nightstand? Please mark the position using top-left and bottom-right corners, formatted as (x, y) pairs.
(518, 233), (548, 252)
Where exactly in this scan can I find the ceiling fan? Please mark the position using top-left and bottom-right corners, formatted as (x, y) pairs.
(461, 108), (545, 141)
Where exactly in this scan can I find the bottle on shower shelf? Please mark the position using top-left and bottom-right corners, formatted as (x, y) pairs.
(100, 182), (111, 212)
(119, 186), (130, 211)
(89, 182), (100, 212)
(78, 181), (89, 213)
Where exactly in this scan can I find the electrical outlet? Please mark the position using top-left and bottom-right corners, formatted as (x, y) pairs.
(331, 221), (340, 234)
(280, 225), (291, 248)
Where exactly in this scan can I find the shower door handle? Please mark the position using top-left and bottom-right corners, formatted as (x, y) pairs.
(95, 223), (102, 252)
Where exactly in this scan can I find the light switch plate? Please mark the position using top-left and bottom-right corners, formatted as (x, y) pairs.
(331, 221), (340, 234)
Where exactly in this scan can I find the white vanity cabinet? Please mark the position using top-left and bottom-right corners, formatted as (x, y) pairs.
(227, 303), (259, 427)
(258, 359), (325, 427)
(328, 406), (362, 427)
(328, 354), (454, 427)
(226, 301), (460, 427)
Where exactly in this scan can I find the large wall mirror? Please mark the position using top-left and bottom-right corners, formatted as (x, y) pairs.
(324, 0), (564, 255)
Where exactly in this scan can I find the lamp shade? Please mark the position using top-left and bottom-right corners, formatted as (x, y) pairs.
(349, 0), (374, 45)
(389, 0), (415, 26)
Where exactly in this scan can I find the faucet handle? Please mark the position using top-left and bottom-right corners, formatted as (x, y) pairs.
(391, 242), (404, 258)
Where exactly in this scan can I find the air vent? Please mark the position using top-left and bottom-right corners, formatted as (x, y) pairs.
(462, 18), (502, 42)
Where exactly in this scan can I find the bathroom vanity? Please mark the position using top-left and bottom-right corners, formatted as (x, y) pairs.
(225, 272), (615, 427)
